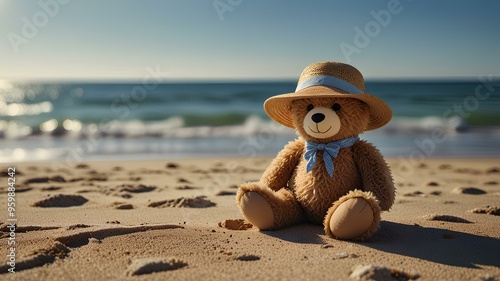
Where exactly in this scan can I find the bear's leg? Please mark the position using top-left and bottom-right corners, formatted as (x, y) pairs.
(324, 190), (381, 241)
(236, 182), (303, 230)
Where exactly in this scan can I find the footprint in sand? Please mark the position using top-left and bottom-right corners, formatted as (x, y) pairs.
(96, 184), (155, 199)
(0, 242), (70, 274)
(486, 167), (499, 174)
(51, 176), (66, 182)
(32, 194), (88, 207)
(423, 181), (440, 187)
(75, 163), (89, 169)
(417, 163), (427, 168)
(482, 181), (498, 185)
(65, 224), (91, 230)
(403, 191), (424, 197)
(422, 214), (472, 223)
(438, 164), (453, 170)
(175, 185), (200, 190)
(87, 176), (108, 181)
(454, 168), (482, 175)
(69, 177), (84, 182)
(126, 258), (187, 276)
(396, 200), (414, 204)
(118, 184), (156, 193)
(148, 196), (216, 208)
(116, 193), (133, 199)
(236, 255), (260, 261)
(111, 202), (134, 210)
(215, 190), (237, 196)
(451, 186), (487, 195)
(166, 162), (179, 169)
(41, 186), (62, 191)
(468, 206), (500, 216)
(403, 190), (441, 197)
(24, 175), (66, 184)
(177, 178), (191, 183)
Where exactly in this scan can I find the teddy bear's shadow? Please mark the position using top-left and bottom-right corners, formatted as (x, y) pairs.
(366, 221), (500, 268)
(261, 223), (326, 244)
(258, 221), (500, 268)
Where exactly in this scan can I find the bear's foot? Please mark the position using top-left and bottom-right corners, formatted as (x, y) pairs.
(239, 191), (274, 229)
(236, 182), (304, 230)
(324, 190), (381, 241)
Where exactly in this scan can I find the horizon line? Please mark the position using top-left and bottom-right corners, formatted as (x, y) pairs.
(1, 75), (498, 84)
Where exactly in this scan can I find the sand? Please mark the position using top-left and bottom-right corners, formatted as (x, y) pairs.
(0, 157), (499, 280)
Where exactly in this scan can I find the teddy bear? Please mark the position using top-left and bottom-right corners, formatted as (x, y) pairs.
(236, 61), (395, 241)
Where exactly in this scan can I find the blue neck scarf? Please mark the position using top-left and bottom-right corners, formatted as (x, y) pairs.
(304, 136), (359, 177)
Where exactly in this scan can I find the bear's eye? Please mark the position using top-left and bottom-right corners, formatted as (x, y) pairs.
(332, 103), (341, 111)
(307, 104), (314, 111)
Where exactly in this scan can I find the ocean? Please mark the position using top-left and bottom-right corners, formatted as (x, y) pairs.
(1, 80), (499, 163)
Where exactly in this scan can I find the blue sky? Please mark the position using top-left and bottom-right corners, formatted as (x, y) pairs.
(0, 0), (499, 80)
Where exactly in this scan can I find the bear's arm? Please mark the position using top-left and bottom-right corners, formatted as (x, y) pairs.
(352, 140), (395, 211)
(260, 138), (305, 191)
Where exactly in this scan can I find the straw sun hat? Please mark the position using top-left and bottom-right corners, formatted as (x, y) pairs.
(264, 61), (392, 131)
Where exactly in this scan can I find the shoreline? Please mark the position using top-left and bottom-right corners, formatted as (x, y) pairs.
(1, 157), (499, 280)
(3, 132), (500, 164)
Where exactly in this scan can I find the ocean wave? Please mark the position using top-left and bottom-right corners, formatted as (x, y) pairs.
(92, 116), (294, 138)
(0, 115), (295, 140)
(380, 116), (500, 136)
(0, 147), (68, 162)
(0, 99), (53, 116)
(1, 115), (500, 140)
(381, 116), (469, 134)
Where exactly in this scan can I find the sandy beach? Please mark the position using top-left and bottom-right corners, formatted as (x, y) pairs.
(1, 157), (499, 281)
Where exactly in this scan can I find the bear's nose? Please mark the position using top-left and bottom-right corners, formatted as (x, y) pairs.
(311, 113), (325, 123)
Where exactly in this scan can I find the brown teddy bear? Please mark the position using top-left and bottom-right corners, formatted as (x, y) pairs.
(236, 61), (395, 241)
